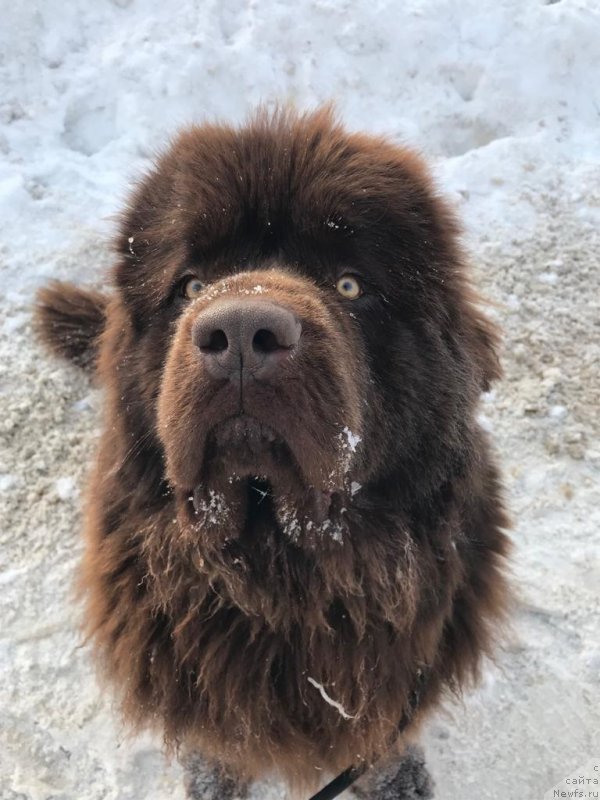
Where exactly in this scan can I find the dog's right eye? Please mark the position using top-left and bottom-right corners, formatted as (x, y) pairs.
(335, 275), (362, 300)
(182, 277), (204, 299)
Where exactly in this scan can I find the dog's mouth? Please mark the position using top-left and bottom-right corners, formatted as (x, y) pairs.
(208, 415), (295, 476)
(179, 415), (351, 544)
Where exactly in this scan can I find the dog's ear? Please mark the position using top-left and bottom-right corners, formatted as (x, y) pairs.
(34, 281), (108, 371)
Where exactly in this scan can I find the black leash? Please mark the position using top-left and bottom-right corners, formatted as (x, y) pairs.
(309, 764), (368, 800)
(307, 669), (427, 800)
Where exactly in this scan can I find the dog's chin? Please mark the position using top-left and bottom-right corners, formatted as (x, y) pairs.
(177, 415), (349, 546)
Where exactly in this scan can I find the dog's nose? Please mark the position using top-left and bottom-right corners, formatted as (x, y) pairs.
(192, 299), (302, 380)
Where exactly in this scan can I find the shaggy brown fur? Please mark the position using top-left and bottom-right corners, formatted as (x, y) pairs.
(34, 280), (107, 370)
(35, 107), (511, 798)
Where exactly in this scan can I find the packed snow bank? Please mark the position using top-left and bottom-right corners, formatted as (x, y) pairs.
(1, 1), (598, 798)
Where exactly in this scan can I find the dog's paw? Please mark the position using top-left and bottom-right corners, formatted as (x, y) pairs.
(182, 753), (248, 800)
(352, 746), (434, 800)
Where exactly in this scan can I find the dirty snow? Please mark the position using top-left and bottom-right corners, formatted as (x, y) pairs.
(1, 1), (599, 799)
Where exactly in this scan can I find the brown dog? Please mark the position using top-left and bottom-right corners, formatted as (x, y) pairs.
(35, 107), (510, 799)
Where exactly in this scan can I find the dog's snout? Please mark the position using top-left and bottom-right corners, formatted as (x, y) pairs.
(192, 299), (302, 380)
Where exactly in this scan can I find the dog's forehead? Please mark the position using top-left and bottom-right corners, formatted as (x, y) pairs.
(171, 119), (431, 246)
(116, 110), (457, 309)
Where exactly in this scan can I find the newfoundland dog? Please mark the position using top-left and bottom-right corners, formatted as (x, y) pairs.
(35, 107), (510, 799)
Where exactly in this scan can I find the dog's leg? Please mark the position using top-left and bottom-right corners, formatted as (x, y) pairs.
(351, 746), (434, 800)
(181, 753), (248, 800)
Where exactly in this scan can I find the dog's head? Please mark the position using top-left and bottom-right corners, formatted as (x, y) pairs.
(36, 107), (500, 605)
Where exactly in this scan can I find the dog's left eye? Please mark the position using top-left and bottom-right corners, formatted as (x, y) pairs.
(182, 277), (204, 299)
(335, 275), (362, 300)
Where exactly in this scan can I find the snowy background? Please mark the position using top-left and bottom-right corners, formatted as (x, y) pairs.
(1, 1), (599, 798)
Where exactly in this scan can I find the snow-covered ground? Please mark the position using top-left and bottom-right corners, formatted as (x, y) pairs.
(1, 1), (599, 798)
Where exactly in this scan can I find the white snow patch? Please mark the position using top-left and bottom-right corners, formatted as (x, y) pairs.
(2, 311), (28, 334)
(337, 427), (362, 478)
(71, 392), (95, 413)
(0, 473), (17, 492)
(549, 404), (568, 420)
(318, 517), (344, 544)
(55, 476), (76, 501)
(277, 502), (302, 542)
(477, 412), (494, 434)
(194, 490), (230, 525)
(342, 427), (361, 453)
